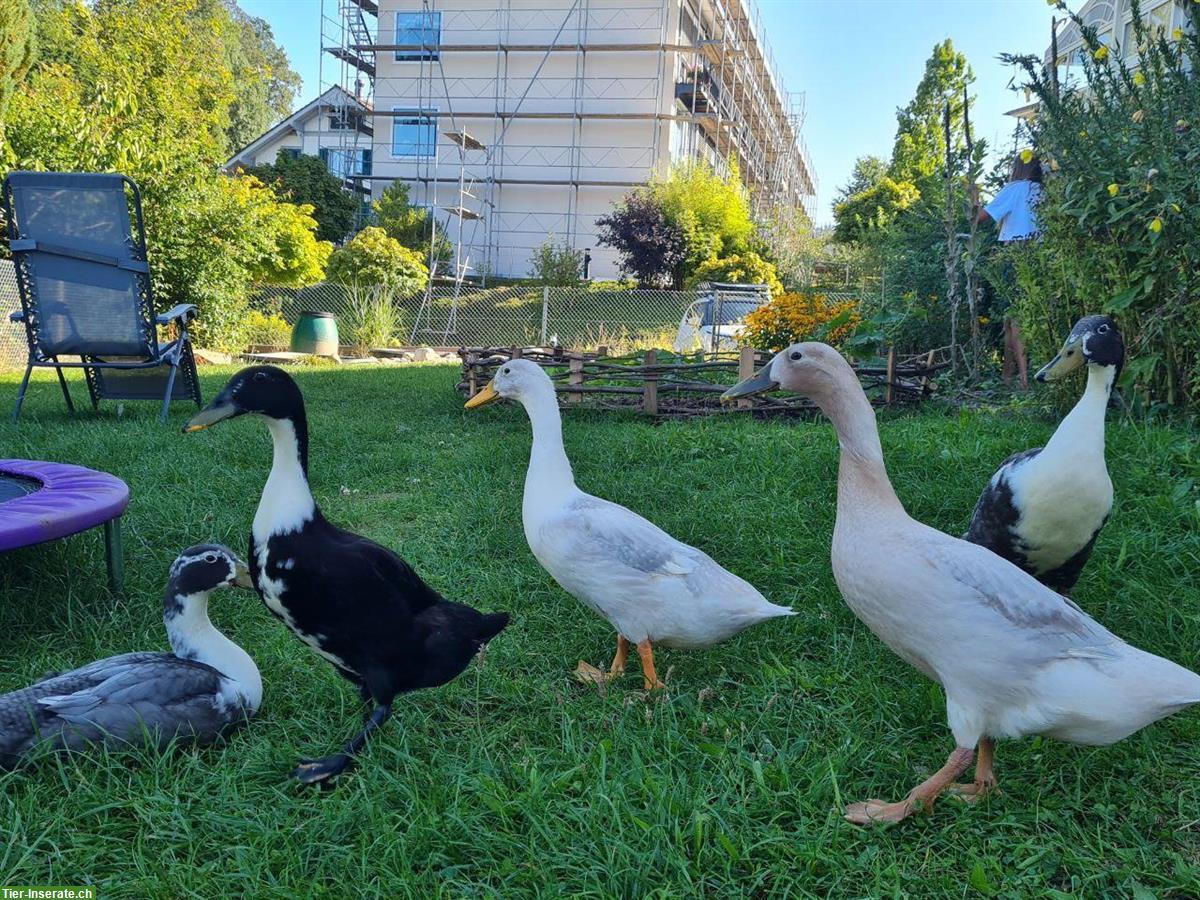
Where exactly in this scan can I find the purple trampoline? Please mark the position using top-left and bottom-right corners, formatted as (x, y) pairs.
(0, 459), (129, 592)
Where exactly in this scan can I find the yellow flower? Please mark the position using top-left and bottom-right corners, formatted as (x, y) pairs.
(1133, 71), (1146, 86)
(1093, 45), (1109, 61)
(1079, 129), (1088, 138)
(1020, 149), (1034, 164)
(1173, 27), (1185, 40)
(1149, 217), (1163, 233)
(1132, 109), (1146, 122)
(1171, 203), (1182, 213)
(1107, 183), (1120, 197)
(978, 316), (991, 325)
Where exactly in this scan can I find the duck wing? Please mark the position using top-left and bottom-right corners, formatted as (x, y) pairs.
(1, 654), (241, 765)
(309, 516), (444, 614)
(534, 495), (771, 616)
(964, 447), (1041, 545)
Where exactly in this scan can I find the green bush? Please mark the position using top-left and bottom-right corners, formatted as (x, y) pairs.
(1006, 1), (1200, 407)
(342, 283), (403, 353)
(685, 251), (783, 298)
(326, 226), (428, 294)
(528, 234), (582, 285)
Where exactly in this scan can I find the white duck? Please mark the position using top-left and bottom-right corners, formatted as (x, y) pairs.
(723, 343), (1200, 824)
(466, 359), (792, 689)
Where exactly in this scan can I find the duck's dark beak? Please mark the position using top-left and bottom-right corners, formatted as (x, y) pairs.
(721, 368), (779, 403)
(183, 398), (240, 433)
(464, 379), (501, 410)
(1035, 335), (1086, 383)
(232, 560), (253, 589)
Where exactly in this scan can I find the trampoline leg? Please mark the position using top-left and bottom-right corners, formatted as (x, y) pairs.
(52, 359), (76, 414)
(104, 518), (124, 595)
(12, 362), (33, 422)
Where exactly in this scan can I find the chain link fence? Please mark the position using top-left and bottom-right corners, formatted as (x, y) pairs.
(254, 283), (702, 353)
(1, 261), (25, 370)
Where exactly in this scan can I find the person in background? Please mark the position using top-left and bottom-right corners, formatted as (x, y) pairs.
(976, 150), (1043, 388)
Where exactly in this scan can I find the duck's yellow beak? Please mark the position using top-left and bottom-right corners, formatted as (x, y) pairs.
(1035, 336), (1086, 382)
(183, 402), (238, 433)
(465, 379), (501, 409)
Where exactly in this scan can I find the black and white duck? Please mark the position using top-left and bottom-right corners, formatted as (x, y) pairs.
(1, 545), (260, 769)
(964, 315), (1124, 594)
(185, 366), (509, 784)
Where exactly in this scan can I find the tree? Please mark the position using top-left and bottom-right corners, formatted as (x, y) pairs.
(245, 153), (359, 243)
(6, 0), (327, 350)
(595, 193), (688, 288)
(215, 0), (302, 153)
(372, 180), (451, 264)
(832, 176), (920, 244)
(0, 0), (35, 157)
(834, 155), (889, 205)
(648, 159), (755, 266)
(890, 39), (975, 185)
(528, 234), (582, 285)
(326, 226), (428, 294)
(684, 251), (783, 298)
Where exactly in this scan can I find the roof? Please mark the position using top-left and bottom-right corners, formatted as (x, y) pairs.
(225, 86), (370, 168)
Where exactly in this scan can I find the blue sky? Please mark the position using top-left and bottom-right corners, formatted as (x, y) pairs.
(238, 0), (1055, 225)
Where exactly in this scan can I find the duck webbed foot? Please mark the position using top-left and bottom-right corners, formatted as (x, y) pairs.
(844, 746), (975, 826)
(635, 639), (665, 691)
(948, 738), (1000, 802)
(292, 702), (394, 785)
(572, 635), (631, 685)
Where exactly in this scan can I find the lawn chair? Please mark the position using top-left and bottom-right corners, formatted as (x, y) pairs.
(3, 171), (202, 422)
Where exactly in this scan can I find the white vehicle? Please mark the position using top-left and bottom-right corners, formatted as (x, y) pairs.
(672, 282), (771, 353)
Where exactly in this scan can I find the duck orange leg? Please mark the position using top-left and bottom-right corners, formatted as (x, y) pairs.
(636, 639), (666, 691)
(844, 746), (974, 825)
(574, 634), (630, 684)
(949, 738), (999, 801)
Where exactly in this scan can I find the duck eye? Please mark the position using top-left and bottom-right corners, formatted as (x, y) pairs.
(203, 553), (218, 564)
(502, 367), (511, 375)
(1097, 324), (1109, 334)
(789, 351), (803, 361)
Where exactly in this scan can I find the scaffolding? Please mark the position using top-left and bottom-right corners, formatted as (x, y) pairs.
(320, 0), (818, 285)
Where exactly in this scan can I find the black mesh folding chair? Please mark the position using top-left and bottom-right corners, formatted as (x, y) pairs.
(3, 172), (203, 422)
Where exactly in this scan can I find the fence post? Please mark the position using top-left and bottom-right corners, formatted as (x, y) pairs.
(885, 346), (896, 405)
(540, 287), (549, 346)
(467, 351), (478, 399)
(568, 354), (583, 404)
(643, 348), (658, 416)
(737, 346), (755, 411)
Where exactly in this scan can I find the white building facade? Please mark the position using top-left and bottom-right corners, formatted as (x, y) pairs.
(320, 0), (817, 279)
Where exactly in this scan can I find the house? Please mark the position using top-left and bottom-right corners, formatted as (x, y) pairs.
(225, 85), (374, 194)
(1008, 0), (1190, 119)
(317, 0), (818, 279)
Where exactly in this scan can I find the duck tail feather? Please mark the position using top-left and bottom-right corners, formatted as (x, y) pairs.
(477, 612), (510, 643)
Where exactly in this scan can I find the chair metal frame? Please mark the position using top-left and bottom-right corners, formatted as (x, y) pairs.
(3, 172), (203, 422)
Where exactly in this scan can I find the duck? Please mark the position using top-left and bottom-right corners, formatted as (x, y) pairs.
(185, 366), (508, 784)
(964, 315), (1124, 593)
(1, 545), (260, 768)
(723, 343), (1199, 824)
(465, 358), (791, 690)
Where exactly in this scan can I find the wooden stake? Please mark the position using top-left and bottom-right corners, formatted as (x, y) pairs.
(643, 348), (658, 416)
(885, 346), (896, 405)
(737, 346), (755, 411)
(568, 355), (583, 404)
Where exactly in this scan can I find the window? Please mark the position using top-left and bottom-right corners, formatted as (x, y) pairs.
(391, 108), (436, 157)
(395, 11), (441, 61)
(330, 109), (366, 131)
(1121, 1), (1174, 56)
(318, 147), (372, 178)
(279, 148), (302, 161)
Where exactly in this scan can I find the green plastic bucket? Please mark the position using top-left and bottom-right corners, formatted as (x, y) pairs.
(290, 310), (339, 357)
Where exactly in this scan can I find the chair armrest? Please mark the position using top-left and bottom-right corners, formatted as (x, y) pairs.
(9, 309), (24, 323)
(155, 304), (199, 326)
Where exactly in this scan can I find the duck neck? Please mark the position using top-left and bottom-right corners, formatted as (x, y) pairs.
(520, 386), (577, 514)
(812, 367), (904, 520)
(164, 590), (263, 712)
(253, 414), (316, 542)
(1043, 364), (1113, 461)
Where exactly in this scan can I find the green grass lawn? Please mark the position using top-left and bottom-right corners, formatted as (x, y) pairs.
(1, 364), (1199, 897)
